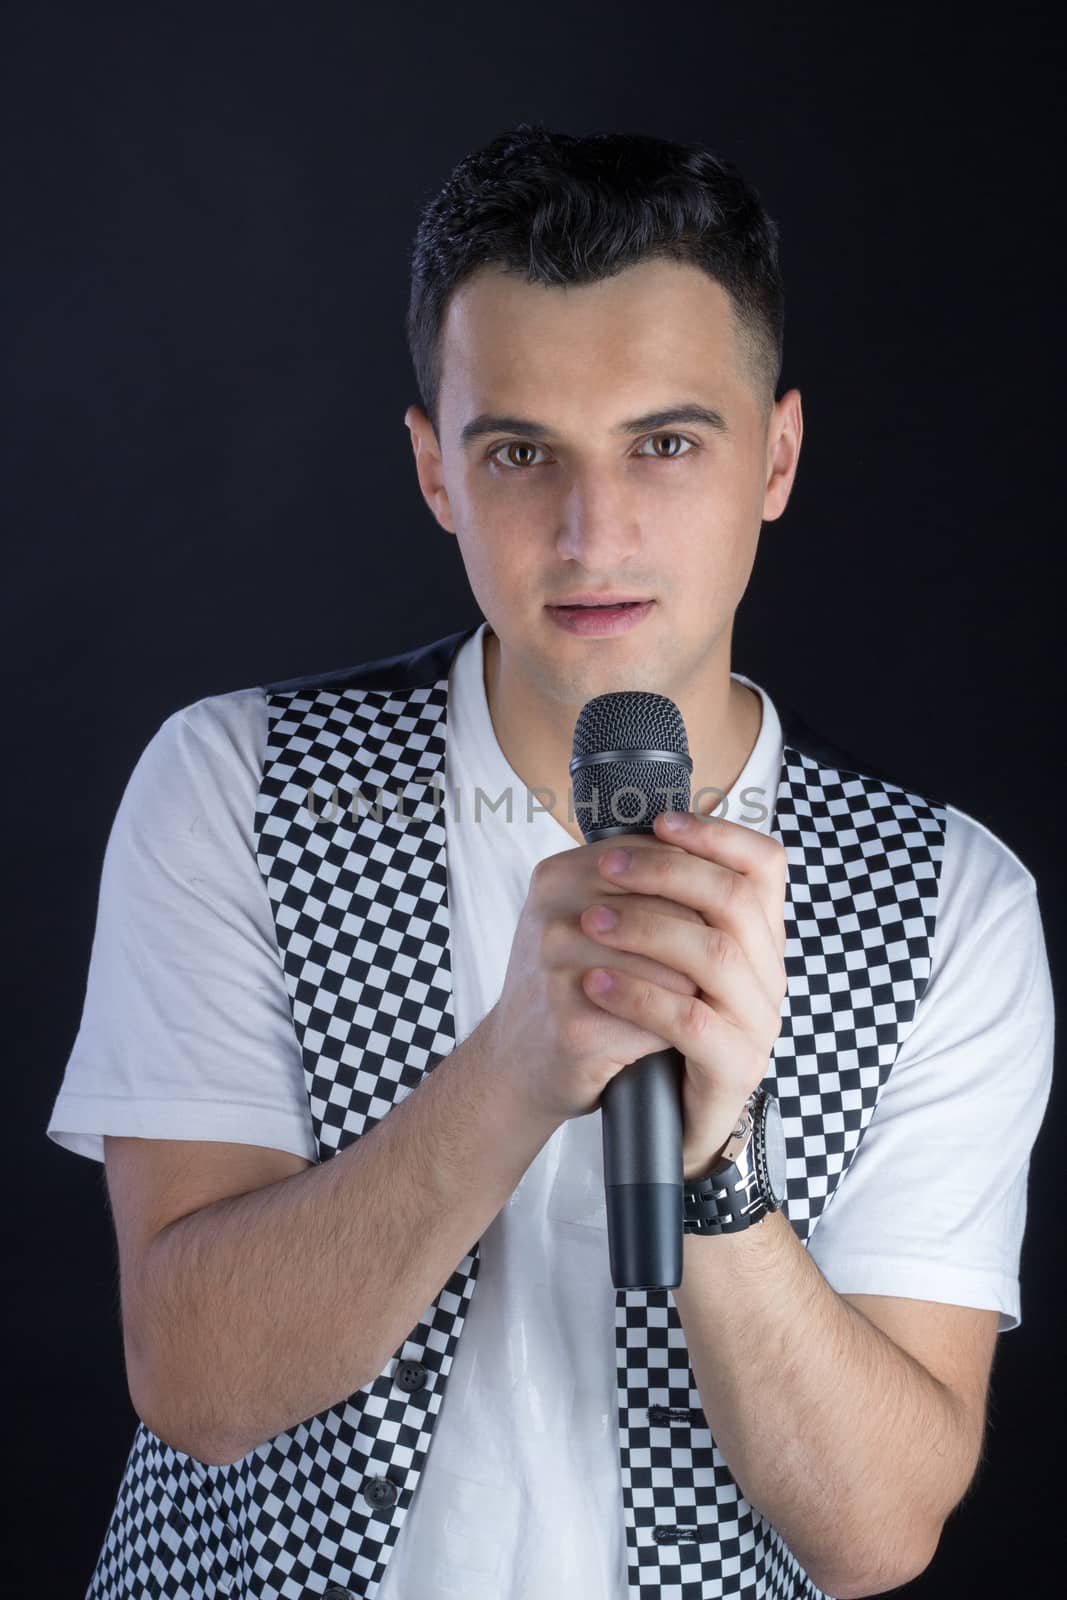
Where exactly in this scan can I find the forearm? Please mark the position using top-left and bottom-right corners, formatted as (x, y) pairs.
(132, 1007), (562, 1465)
(671, 1209), (971, 1598)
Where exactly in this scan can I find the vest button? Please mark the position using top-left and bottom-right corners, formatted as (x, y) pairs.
(361, 1475), (399, 1510)
(320, 1589), (355, 1599)
(393, 1359), (428, 1392)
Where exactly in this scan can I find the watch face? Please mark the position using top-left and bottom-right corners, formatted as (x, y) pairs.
(763, 1095), (788, 1206)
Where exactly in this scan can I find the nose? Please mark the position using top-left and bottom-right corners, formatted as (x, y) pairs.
(554, 470), (643, 567)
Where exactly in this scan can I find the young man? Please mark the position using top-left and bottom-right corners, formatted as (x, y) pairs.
(49, 123), (1053, 1600)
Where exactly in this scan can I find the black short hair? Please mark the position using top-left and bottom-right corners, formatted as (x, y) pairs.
(405, 122), (785, 443)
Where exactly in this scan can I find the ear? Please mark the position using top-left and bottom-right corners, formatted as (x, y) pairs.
(761, 387), (803, 523)
(403, 404), (456, 534)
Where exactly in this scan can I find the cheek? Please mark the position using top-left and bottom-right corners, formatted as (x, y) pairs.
(702, 470), (764, 563)
(662, 525), (759, 635)
(452, 520), (537, 614)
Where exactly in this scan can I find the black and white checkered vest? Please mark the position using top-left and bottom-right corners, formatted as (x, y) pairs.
(88, 622), (947, 1600)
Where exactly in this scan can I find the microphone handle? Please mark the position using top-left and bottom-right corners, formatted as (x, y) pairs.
(600, 1046), (684, 1289)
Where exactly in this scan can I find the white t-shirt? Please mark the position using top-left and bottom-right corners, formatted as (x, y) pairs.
(47, 621), (1055, 1600)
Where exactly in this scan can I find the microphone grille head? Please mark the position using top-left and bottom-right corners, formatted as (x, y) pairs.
(570, 691), (692, 840)
(572, 691), (689, 761)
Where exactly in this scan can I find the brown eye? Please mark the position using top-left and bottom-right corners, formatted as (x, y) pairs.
(489, 441), (546, 469)
(637, 433), (695, 459)
(489, 433), (697, 469)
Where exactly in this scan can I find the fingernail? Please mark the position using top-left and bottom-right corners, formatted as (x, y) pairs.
(659, 811), (688, 832)
(599, 848), (631, 874)
(587, 905), (618, 931)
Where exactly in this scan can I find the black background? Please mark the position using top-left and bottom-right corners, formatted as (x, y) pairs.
(4, 2), (1063, 1594)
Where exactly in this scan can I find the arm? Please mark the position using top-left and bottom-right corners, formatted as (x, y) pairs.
(671, 1211), (991, 1598)
(111, 1004), (563, 1467)
(580, 810), (1006, 1598)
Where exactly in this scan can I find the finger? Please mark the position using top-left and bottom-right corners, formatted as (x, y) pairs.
(583, 965), (749, 1082)
(653, 811), (788, 962)
(652, 811), (788, 964)
(598, 840), (787, 1007)
(581, 902), (783, 1037)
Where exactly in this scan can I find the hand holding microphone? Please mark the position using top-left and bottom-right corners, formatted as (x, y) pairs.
(484, 833), (708, 1127)
(485, 689), (789, 1289)
(582, 810), (789, 1187)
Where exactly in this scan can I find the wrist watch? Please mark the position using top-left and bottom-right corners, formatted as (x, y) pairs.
(682, 1086), (788, 1235)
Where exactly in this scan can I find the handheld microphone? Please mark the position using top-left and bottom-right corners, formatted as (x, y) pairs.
(569, 692), (692, 1290)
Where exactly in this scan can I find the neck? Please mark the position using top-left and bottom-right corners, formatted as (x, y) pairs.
(481, 625), (763, 845)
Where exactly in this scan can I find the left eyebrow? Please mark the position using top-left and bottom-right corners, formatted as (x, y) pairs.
(459, 402), (729, 450)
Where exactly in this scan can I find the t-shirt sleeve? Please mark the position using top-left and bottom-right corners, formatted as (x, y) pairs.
(46, 687), (318, 1165)
(805, 804), (1054, 1333)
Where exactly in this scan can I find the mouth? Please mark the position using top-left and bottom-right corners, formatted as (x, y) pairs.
(545, 598), (655, 636)
(548, 593), (649, 608)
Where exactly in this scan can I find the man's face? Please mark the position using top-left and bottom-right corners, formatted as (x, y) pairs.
(405, 257), (801, 712)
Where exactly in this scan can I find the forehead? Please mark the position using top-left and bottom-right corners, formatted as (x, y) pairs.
(437, 259), (746, 433)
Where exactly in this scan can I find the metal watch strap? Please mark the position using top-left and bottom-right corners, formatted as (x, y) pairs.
(682, 1090), (780, 1235)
